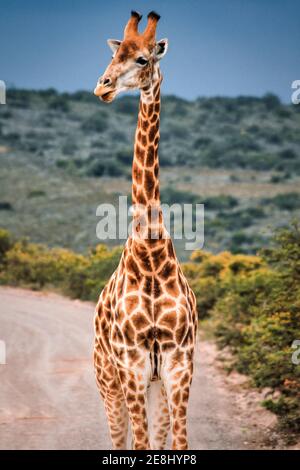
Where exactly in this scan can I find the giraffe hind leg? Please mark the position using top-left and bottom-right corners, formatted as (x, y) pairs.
(118, 365), (151, 450)
(148, 380), (170, 450)
(162, 351), (193, 450)
(104, 393), (129, 449)
(95, 347), (129, 449)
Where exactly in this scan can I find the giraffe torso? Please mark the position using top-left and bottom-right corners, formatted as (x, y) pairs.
(95, 234), (197, 381)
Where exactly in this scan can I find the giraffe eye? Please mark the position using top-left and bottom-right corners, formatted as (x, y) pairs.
(136, 57), (148, 66)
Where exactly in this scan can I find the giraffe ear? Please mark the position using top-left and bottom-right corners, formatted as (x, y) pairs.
(107, 39), (122, 54)
(155, 38), (168, 60)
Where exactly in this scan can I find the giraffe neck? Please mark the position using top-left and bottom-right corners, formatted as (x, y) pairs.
(132, 72), (161, 214)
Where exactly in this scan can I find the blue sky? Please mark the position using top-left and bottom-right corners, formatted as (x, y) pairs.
(1, 0), (299, 101)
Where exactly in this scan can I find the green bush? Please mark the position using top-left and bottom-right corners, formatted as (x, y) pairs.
(4, 89), (300, 176)
(62, 140), (78, 156)
(262, 93), (281, 110)
(161, 187), (198, 205)
(1, 241), (85, 289)
(48, 96), (70, 112)
(65, 245), (122, 300)
(113, 96), (139, 114)
(204, 195), (238, 210)
(0, 230), (121, 299)
(27, 190), (46, 198)
(72, 90), (95, 103)
(0, 202), (14, 211)
(115, 147), (132, 165)
(1, 224), (299, 432)
(56, 159), (69, 169)
(279, 149), (297, 160)
(87, 155), (124, 177)
(7, 89), (32, 108)
(262, 193), (300, 211)
(82, 112), (108, 132)
(183, 224), (300, 432)
(0, 229), (13, 260)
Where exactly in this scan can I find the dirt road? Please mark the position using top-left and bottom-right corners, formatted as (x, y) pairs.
(0, 286), (282, 450)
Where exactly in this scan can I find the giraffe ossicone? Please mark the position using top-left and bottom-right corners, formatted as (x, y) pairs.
(93, 11), (198, 450)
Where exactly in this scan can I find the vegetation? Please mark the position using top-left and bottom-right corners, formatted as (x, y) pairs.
(0, 89), (299, 257)
(0, 223), (299, 434)
(0, 229), (122, 300)
(262, 192), (300, 211)
(184, 223), (300, 433)
(1, 88), (299, 437)
(2, 89), (300, 175)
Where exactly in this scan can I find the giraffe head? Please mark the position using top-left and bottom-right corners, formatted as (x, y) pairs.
(94, 11), (168, 102)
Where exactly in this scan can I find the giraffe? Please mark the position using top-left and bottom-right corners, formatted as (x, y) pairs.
(93, 11), (198, 450)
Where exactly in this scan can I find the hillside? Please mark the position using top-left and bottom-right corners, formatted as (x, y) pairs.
(0, 89), (300, 258)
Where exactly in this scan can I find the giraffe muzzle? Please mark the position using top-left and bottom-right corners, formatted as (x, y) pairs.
(94, 85), (116, 102)
(94, 76), (117, 102)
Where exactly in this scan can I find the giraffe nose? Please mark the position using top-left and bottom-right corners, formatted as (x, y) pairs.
(101, 77), (112, 87)
(94, 76), (115, 99)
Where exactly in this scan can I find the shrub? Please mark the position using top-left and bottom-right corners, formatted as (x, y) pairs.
(279, 149), (297, 160)
(87, 160), (105, 177)
(193, 137), (212, 149)
(48, 96), (70, 112)
(262, 93), (281, 110)
(7, 89), (31, 108)
(82, 112), (108, 132)
(0, 229), (13, 260)
(87, 157), (124, 177)
(161, 187), (198, 205)
(204, 195), (238, 210)
(270, 174), (283, 184)
(167, 122), (189, 139)
(1, 223), (299, 431)
(113, 96), (138, 114)
(65, 245), (122, 300)
(0, 202), (13, 211)
(27, 190), (46, 198)
(262, 193), (300, 211)
(3, 133), (20, 144)
(62, 140), (78, 156)
(110, 129), (127, 142)
(183, 224), (300, 432)
(1, 241), (85, 289)
(4, 89), (300, 177)
(71, 90), (95, 103)
(115, 147), (132, 165)
(0, 233), (121, 300)
(56, 159), (69, 169)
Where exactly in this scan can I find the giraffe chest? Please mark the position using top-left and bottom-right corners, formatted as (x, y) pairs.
(109, 269), (193, 351)
(99, 237), (195, 358)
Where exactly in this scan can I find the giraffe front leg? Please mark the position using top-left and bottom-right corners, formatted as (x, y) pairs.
(118, 366), (151, 450)
(162, 350), (193, 450)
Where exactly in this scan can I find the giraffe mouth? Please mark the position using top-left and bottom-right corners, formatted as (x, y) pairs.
(100, 91), (116, 103)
